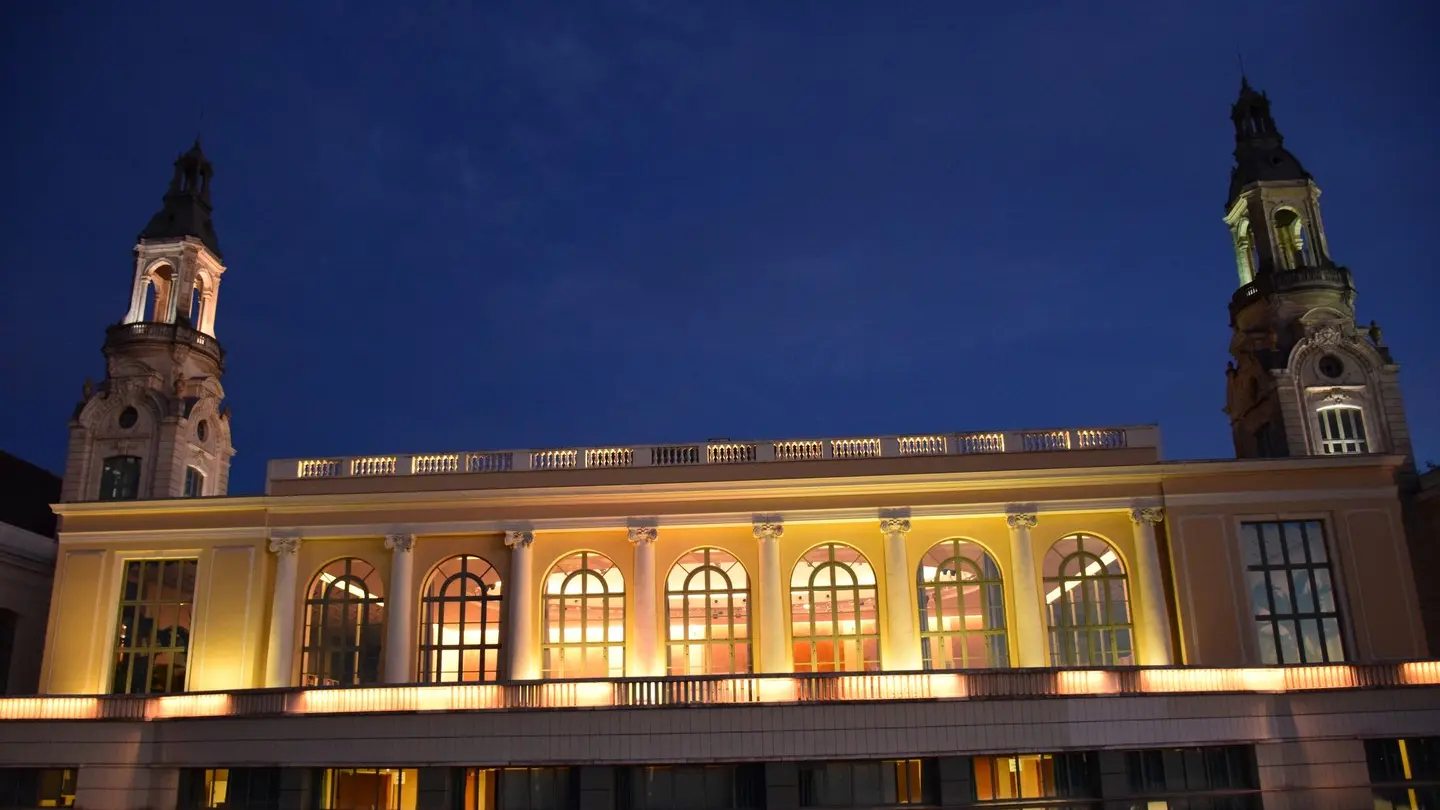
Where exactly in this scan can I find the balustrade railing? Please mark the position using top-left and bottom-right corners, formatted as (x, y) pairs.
(2, 661), (1435, 722)
(275, 425), (1158, 482)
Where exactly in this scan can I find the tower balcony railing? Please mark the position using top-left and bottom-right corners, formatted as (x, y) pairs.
(1, 661), (1436, 722)
(270, 425), (1160, 484)
(1230, 264), (1354, 312)
(105, 321), (224, 366)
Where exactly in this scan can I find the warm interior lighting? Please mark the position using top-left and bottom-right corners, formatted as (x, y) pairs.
(1282, 664), (1357, 690)
(1399, 661), (1440, 685)
(927, 673), (968, 699)
(758, 678), (799, 703)
(148, 693), (231, 719)
(569, 681), (614, 707)
(1045, 551), (1118, 604)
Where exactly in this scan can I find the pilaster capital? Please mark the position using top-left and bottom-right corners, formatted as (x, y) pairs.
(384, 533), (415, 552)
(504, 530), (535, 550)
(1005, 513), (1038, 530)
(879, 518), (911, 536)
(268, 535), (301, 556)
(1129, 507), (1165, 526)
(627, 526), (658, 546)
(753, 522), (784, 542)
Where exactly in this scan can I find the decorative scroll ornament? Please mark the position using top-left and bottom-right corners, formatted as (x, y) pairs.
(627, 526), (658, 546)
(1321, 388), (1351, 404)
(752, 522), (784, 542)
(1309, 324), (1344, 348)
(1129, 508), (1165, 526)
(503, 530), (534, 549)
(1005, 513), (1038, 530)
(879, 518), (912, 535)
(268, 535), (301, 556)
(384, 533), (415, 552)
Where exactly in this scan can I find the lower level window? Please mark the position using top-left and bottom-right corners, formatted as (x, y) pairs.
(458, 768), (574, 810)
(0, 769), (76, 808)
(1123, 746), (1260, 808)
(620, 764), (764, 810)
(178, 768), (280, 810)
(798, 759), (934, 807)
(973, 753), (1098, 804)
(1367, 738), (1440, 810)
(321, 768), (418, 810)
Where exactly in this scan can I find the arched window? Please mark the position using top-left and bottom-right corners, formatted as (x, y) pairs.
(1274, 209), (1309, 268)
(790, 543), (880, 672)
(1233, 219), (1256, 285)
(542, 551), (624, 678)
(1317, 405), (1368, 455)
(302, 558), (385, 686)
(419, 555), (503, 683)
(665, 548), (751, 675)
(99, 455), (142, 501)
(1043, 534), (1133, 666)
(916, 539), (1008, 669)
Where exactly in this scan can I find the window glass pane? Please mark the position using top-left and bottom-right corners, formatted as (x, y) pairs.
(543, 552), (624, 678)
(917, 540), (1008, 669)
(419, 555), (503, 683)
(1240, 521), (1346, 665)
(112, 559), (198, 694)
(666, 549), (752, 676)
(1043, 534), (1133, 666)
(792, 544), (880, 673)
(301, 558), (386, 686)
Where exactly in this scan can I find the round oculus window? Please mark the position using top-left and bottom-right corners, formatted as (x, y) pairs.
(196, 420), (209, 442)
(1318, 355), (1344, 379)
(118, 407), (138, 429)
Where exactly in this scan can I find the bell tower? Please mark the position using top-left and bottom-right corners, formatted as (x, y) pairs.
(1222, 78), (1413, 474)
(61, 139), (235, 502)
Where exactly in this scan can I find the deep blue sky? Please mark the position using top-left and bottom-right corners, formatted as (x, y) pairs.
(2, 2), (1437, 495)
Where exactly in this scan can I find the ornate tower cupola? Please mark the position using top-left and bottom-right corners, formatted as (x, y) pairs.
(60, 140), (235, 502)
(1222, 79), (1413, 475)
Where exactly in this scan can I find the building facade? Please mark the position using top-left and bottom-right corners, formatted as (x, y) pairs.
(1, 82), (1438, 810)
(0, 452), (60, 696)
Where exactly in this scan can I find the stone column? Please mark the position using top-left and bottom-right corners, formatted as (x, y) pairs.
(124, 275), (150, 323)
(1128, 508), (1174, 666)
(383, 533), (416, 683)
(628, 526), (661, 676)
(880, 518), (921, 670)
(504, 530), (538, 680)
(264, 535), (302, 688)
(753, 521), (789, 673)
(1005, 513), (1046, 668)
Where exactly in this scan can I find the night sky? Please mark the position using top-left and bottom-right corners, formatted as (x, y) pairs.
(2, 2), (1437, 495)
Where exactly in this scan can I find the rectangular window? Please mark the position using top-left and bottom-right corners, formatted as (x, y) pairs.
(320, 768), (418, 810)
(971, 753), (1097, 804)
(619, 764), (765, 810)
(184, 467), (205, 497)
(178, 768), (281, 810)
(798, 760), (935, 808)
(0, 769), (77, 808)
(1318, 406), (1368, 454)
(1122, 746), (1260, 807)
(111, 559), (199, 694)
(1240, 520), (1346, 665)
(98, 456), (142, 501)
(1367, 738), (1440, 810)
(457, 768), (575, 810)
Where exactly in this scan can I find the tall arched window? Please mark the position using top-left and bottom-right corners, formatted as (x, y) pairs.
(665, 548), (751, 675)
(790, 543), (880, 672)
(302, 558), (385, 686)
(543, 551), (624, 679)
(1317, 405), (1368, 455)
(1043, 534), (1133, 666)
(419, 555), (503, 683)
(916, 539), (1008, 669)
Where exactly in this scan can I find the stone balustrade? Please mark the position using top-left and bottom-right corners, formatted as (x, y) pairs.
(1, 660), (1435, 722)
(269, 425), (1159, 483)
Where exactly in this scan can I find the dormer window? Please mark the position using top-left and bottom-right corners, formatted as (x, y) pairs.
(184, 467), (205, 498)
(1317, 406), (1368, 455)
(99, 456), (142, 501)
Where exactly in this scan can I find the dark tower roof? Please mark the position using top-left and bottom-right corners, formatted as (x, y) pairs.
(1227, 78), (1310, 205)
(139, 138), (222, 257)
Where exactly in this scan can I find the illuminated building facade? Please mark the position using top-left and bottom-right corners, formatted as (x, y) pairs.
(1, 82), (1438, 810)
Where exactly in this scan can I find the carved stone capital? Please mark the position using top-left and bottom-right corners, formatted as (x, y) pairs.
(1129, 508), (1165, 526)
(753, 522), (784, 542)
(384, 533), (415, 552)
(1005, 513), (1037, 530)
(268, 535), (301, 556)
(627, 526), (658, 546)
(504, 530), (534, 549)
(879, 518), (911, 536)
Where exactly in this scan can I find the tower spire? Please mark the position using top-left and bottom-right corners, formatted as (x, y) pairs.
(140, 139), (221, 257)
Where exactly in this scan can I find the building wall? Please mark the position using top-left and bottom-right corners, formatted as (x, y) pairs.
(0, 523), (57, 694)
(38, 456), (1423, 695)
